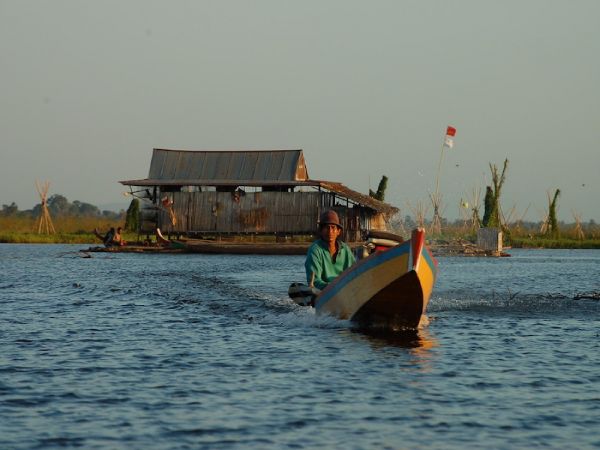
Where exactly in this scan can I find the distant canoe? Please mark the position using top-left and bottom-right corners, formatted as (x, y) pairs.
(315, 228), (437, 329)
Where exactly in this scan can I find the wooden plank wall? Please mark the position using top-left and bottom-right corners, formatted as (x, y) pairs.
(158, 191), (324, 235)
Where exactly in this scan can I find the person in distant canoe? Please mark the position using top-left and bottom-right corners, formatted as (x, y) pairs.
(93, 226), (125, 247)
(305, 210), (356, 290)
(103, 227), (116, 247)
(112, 227), (126, 246)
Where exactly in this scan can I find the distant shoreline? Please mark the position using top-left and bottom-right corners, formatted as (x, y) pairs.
(2, 232), (600, 250)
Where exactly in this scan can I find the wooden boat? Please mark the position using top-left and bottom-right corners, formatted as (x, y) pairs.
(297, 228), (438, 329)
(179, 240), (310, 255)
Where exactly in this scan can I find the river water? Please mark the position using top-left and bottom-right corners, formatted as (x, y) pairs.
(1, 244), (599, 449)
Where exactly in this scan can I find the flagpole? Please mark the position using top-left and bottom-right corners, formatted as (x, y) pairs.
(434, 142), (446, 202)
(432, 126), (454, 235)
(434, 126), (455, 202)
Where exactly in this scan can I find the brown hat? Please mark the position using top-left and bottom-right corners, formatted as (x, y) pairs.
(318, 210), (342, 229)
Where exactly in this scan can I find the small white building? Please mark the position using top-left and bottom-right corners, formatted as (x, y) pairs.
(477, 227), (503, 254)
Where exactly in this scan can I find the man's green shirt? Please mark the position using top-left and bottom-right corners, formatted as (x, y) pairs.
(305, 239), (355, 290)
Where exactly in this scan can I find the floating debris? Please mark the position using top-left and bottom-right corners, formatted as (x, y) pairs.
(429, 239), (510, 257)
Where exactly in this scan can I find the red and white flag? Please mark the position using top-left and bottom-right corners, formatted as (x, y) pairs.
(444, 126), (456, 148)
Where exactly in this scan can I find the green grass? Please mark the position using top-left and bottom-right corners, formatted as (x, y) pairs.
(0, 231), (139, 244)
(510, 237), (600, 249)
(0, 215), (135, 244)
(0, 232), (96, 244)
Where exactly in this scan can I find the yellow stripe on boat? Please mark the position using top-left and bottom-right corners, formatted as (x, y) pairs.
(318, 252), (411, 320)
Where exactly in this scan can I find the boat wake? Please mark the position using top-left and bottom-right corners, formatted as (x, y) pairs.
(252, 306), (351, 330)
(428, 290), (600, 318)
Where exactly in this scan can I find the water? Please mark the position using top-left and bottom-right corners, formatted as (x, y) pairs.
(1, 244), (599, 449)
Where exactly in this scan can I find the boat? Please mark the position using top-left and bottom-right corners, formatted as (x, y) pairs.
(290, 228), (438, 329)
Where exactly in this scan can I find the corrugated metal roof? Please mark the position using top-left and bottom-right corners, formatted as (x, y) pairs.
(143, 149), (308, 182)
(119, 149), (398, 215)
(318, 181), (399, 215)
(120, 178), (321, 187)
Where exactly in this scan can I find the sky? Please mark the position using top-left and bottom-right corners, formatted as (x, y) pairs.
(1, 0), (599, 222)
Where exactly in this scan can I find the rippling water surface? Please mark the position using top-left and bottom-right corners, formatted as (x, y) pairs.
(1, 244), (599, 449)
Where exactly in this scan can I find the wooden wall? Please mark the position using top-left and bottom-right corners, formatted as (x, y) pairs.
(158, 191), (322, 235)
(148, 190), (381, 241)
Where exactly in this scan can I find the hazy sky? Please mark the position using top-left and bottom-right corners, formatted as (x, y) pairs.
(1, 0), (599, 221)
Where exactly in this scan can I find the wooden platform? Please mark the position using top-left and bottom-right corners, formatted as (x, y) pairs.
(82, 240), (311, 255)
(177, 240), (310, 255)
(81, 245), (186, 254)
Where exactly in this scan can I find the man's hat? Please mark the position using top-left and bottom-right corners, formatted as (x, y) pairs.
(318, 210), (342, 229)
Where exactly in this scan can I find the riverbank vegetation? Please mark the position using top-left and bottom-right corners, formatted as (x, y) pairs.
(393, 215), (600, 249)
(0, 215), (135, 244)
(2, 190), (599, 248)
(510, 236), (600, 249)
(0, 195), (130, 244)
(3, 212), (599, 248)
(398, 158), (600, 249)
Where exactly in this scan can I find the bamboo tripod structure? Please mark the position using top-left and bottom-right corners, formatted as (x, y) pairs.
(36, 180), (56, 234)
(468, 187), (483, 232)
(407, 200), (429, 229)
(572, 210), (585, 240)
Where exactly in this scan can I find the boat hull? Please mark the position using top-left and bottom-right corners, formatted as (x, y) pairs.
(315, 228), (437, 329)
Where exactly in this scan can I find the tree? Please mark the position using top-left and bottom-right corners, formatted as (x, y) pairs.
(1, 202), (19, 216)
(72, 200), (101, 216)
(482, 159), (509, 229)
(369, 175), (388, 201)
(482, 186), (494, 227)
(46, 194), (70, 216)
(125, 199), (140, 232)
(546, 189), (561, 238)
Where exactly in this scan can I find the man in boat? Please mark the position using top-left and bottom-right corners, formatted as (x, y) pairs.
(93, 227), (125, 247)
(102, 227), (116, 247)
(112, 227), (126, 246)
(305, 210), (355, 290)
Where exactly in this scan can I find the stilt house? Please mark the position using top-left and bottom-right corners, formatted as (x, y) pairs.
(120, 149), (398, 242)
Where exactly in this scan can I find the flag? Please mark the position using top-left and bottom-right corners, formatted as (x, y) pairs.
(444, 125), (456, 148)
